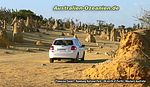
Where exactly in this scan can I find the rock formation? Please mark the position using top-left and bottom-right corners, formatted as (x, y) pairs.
(85, 34), (96, 43)
(83, 29), (150, 80)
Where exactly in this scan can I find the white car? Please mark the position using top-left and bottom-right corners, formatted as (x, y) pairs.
(49, 38), (85, 63)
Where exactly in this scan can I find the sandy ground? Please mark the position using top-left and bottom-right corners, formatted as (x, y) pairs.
(0, 29), (144, 87)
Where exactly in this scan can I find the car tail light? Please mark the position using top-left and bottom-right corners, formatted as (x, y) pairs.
(71, 46), (77, 50)
(50, 46), (54, 50)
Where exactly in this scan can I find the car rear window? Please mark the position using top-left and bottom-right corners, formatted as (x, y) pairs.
(54, 40), (73, 45)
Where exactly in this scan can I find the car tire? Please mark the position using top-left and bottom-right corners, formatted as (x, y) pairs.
(81, 52), (85, 61)
(49, 58), (54, 63)
(73, 53), (79, 63)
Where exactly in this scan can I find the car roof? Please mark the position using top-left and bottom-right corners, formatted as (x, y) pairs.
(54, 38), (77, 40)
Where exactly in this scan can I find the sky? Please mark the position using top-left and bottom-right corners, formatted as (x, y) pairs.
(0, 0), (150, 27)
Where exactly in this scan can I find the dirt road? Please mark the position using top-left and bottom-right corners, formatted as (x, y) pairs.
(0, 51), (104, 87)
(0, 51), (143, 87)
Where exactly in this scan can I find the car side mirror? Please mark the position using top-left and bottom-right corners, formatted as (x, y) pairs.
(81, 45), (85, 47)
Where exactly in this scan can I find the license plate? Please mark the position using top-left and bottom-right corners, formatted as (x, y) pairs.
(57, 49), (66, 52)
(57, 49), (66, 50)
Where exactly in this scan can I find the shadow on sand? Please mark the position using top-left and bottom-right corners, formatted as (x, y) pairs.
(54, 59), (108, 64)
(80, 59), (108, 63)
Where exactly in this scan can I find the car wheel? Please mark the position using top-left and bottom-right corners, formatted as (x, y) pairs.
(81, 52), (85, 61)
(73, 53), (79, 63)
(49, 58), (54, 63)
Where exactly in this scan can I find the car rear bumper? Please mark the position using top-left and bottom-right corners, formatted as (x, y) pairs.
(49, 51), (77, 59)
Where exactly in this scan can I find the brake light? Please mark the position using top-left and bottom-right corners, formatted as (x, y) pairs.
(71, 46), (77, 50)
(50, 46), (54, 50)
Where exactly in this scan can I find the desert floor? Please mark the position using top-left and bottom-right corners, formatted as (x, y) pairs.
(0, 29), (144, 87)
